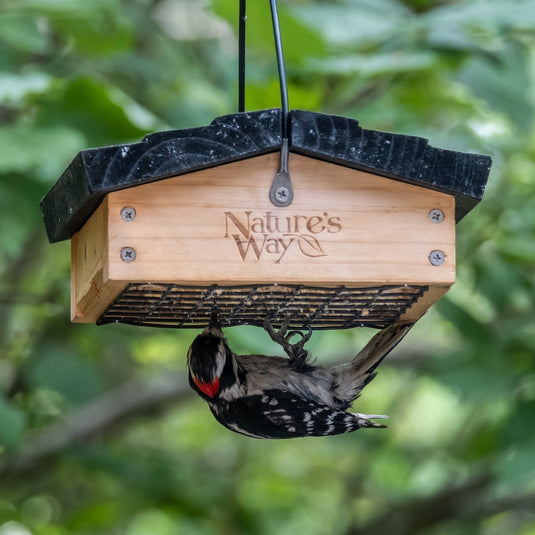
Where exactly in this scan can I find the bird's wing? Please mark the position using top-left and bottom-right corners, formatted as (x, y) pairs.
(212, 390), (386, 439)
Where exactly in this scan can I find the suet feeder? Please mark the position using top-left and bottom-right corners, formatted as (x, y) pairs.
(40, 1), (491, 337)
(40, 108), (490, 331)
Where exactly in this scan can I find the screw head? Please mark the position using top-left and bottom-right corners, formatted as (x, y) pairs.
(429, 250), (445, 266)
(120, 207), (136, 222)
(429, 209), (444, 223)
(274, 186), (289, 202)
(120, 247), (136, 262)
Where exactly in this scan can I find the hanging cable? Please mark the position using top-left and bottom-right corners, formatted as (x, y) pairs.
(238, 0), (246, 112)
(237, 0), (292, 205)
(269, 0), (289, 139)
(269, 0), (293, 207)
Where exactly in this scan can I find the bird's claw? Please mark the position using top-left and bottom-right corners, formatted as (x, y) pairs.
(263, 316), (312, 371)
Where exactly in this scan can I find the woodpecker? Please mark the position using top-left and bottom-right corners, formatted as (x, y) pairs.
(187, 315), (412, 439)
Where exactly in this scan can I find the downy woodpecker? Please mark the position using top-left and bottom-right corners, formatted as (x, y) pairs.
(187, 315), (412, 439)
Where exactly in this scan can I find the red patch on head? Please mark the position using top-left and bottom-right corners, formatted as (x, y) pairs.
(193, 376), (220, 398)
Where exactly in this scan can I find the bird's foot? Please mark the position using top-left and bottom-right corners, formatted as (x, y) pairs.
(263, 317), (312, 370)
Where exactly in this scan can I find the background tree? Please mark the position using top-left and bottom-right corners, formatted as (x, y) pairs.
(1, 0), (534, 534)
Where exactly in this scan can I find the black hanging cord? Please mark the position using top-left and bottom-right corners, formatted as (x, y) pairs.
(239, 0), (290, 136)
(238, 0), (246, 112)
(268, 0), (293, 207)
(238, 0), (293, 206)
(269, 0), (289, 139)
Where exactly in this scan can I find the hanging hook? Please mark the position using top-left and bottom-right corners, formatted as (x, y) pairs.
(268, 0), (293, 207)
(238, 0), (293, 206)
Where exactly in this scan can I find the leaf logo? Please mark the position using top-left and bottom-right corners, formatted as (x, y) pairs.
(284, 234), (327, 258)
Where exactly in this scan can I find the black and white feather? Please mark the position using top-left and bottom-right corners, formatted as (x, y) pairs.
(186, 317), (412, 439)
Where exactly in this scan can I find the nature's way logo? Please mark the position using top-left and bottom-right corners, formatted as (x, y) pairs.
(224, 211), (342, 263)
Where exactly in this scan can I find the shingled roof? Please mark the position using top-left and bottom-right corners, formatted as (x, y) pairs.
(41, 109), (492, 243)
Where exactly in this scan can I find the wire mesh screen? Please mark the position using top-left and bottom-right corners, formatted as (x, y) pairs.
(97, 283), (428, 329)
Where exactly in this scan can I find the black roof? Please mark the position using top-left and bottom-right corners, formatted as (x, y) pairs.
(41, 109), (491, 243)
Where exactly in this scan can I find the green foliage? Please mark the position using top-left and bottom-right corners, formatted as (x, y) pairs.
(1, 0), (535, 533)
(0, 395), (26, 450)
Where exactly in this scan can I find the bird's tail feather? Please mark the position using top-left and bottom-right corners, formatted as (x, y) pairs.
(333, 322), (414, 405)
(350, 412), (389, 429)
(352, 322), (414, 377)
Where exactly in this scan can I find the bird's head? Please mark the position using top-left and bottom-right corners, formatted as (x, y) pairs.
(187, 313), (229, 399)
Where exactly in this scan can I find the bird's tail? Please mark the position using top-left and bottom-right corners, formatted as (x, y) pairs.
(308, 410), (388, 436)
(333, 322), (414, 406)
(351, 412), (389, 429)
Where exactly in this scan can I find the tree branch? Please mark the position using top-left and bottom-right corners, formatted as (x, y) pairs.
(0, 371), (192, 478)
(346, 473), (535, 535)
(347, 474), (491, 535)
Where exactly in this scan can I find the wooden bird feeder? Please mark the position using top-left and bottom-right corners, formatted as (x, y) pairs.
(41, 109), (491, 331)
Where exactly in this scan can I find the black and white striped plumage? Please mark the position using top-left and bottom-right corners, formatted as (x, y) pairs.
(187, 318), (412, 439)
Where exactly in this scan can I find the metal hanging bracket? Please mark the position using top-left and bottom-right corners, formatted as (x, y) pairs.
(269, 138), (293, 207)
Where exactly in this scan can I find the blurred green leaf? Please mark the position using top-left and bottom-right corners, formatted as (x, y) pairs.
(9, 0), (121, 16)
(473, 252), (526, 313)
(436, 297), (493, 345)
(50, 12), (134, 57)
(498, 236), (535, 264)
(0, 71), (52, 104)
(127, 509), (179, 535)
(0, 15), (49, 54)
(0, 124), (85, 176)
(457, 43), (534, 132)
(496, 440), (535, 493)
(37, 77), (153, 146)
(424, 0), (535, 48)
(295, 0), (411, 48)
(436, 363), (514, 402)
(499, 400), (535, 448)
(25, 348), (105, 406)
(309, 50), (436, 76)
(0, 396), (26, 449)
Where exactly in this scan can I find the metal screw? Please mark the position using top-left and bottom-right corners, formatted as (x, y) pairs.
(429, 209), (444, 223)
(120, 247), (136, 262)
(120, 207), (136, 222)
(429, 250), (445, 266)
(274, 186), (290, 203)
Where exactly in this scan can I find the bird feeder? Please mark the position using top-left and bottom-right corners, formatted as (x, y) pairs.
(41, 0), (491, 340)
(40, 108), (491, 331)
